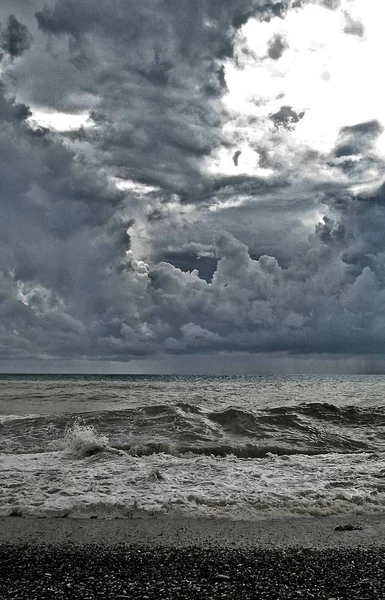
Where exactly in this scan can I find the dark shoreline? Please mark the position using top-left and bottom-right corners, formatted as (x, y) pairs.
(1, 542), (385, 599)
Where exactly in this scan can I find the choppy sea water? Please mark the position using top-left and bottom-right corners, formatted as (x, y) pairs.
(1, 374), (385, 519)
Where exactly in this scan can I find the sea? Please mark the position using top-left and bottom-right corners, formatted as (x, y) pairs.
(1, 374), (385, 520)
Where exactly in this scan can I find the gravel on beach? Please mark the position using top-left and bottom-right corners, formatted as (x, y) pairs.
(1, 543), (385, 600)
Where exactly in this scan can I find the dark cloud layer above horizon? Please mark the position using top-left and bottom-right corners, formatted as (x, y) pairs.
(0, 0), (385, 372)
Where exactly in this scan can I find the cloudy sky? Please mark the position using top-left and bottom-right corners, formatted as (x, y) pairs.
(1, 0), (385, 373)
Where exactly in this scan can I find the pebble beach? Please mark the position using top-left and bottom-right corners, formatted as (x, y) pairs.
(2, 515), (385, 599)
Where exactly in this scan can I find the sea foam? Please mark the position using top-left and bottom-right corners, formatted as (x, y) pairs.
(63, 420), (110, 457)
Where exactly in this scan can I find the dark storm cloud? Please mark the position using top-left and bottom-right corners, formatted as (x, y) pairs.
(126, 154), (385, 358)
(0, 81), (129, 354)
(0, 83), (31, 121)
(217, 65), (228, 92)
(313, 188), (385, 312)
(232, 150), (242, 166)
(270, 106), (305, 130)
(340, 121), (382, 138)
(233, 1), (289, 27)
(35, 0), (267, 60)
(0, 15), (32, 58)
(32, 0), (294, 197)
(331, 120), (383, 175)
(2, 0), (385, 368)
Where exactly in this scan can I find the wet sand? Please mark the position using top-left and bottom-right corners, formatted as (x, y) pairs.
(1, 514), (385, 598)
(1, 513), (385, 547)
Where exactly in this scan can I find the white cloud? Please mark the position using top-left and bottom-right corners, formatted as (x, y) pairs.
(210, 0), (385, 179)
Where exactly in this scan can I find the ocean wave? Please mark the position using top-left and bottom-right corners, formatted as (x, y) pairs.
(42, 419), (372, 460)
(0, 413), (43, 423)
(119, 441), (323, 458)
(19, 418), (367, 460)
(2, 401), (385, 457)
(119, 440), (373, 458)
(207, 402), (384, 428)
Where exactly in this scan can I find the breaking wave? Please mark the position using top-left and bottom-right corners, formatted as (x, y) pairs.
(62, 420), (110, 457)
(3, 401), (385, 457)
(116, 441), (372, 458)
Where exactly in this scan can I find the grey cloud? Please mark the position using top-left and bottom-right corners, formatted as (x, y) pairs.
(232, 1), (289, 27)
(232, 150), (242, 166)
(0, 83), (325, 359)
(217, 65), (227, 92)
(0, 82), (31, 122)
(145, 182), (316, 273)
(331, 120), (383, 176)
(340, 121), (382, 138)
(320, 0), (341, 9)
(270, 106), (305, 130)
(33, 0), (288, 200)
(292, 0), (340, 10)
(0, 79), (127, 309)
(3, 124), (385, 360)
(204, 173), (290, 197)
(128, 166), (385, 357)
(343, 11), (364, 38)
(138, 229), (381, 356)
(314, 187), (385, 285)
(161, 250), (218, 283)
(0, 1), (93, 114)
(267, 33), (287, 60)
(35, 0), (267, 61)
(1, 15), (32, 58)
(140, 54), (173, 86)
(204, 65), (229, 97)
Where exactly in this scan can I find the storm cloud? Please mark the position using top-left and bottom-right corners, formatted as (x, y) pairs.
(269, 106), (305, 130)
(0, 0), (384, 372)
(1, 15), (31, 58)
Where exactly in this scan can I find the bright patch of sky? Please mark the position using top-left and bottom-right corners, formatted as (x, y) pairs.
(210, 0), (385, 175)
(112, 178), (159, 194)
(28, 110), (93, 132)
